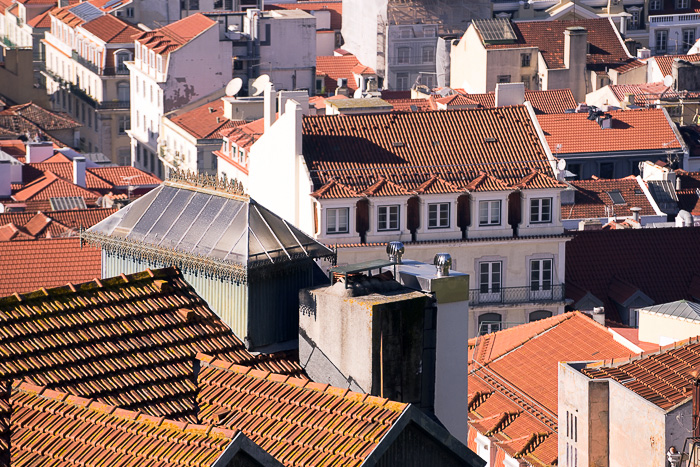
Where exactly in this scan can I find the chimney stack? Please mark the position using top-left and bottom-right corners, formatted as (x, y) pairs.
(592, 306), (606, 326)
(564, 26), (588, 101)
(26, 142), (54, 163)
(263, 82), (277, 132)
(495, 82), (525, 107)
(630, 207), (641, 223)
(0, 159), (11, 198)
(73, 156), (86, 188)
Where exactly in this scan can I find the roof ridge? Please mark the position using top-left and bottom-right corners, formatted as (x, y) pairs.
(199, 354), (407, 413)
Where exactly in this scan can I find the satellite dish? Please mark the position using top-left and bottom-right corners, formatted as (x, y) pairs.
(557, 158), (566, 171)
(353, 88), (363, 99)
(225, 78), (243, 97)
(252, 74), (271, 96)
(663, 75), (674, 87)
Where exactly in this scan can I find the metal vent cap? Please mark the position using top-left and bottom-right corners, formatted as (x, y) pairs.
(386, 241), (405, 263)
(433, 253), (452, 277)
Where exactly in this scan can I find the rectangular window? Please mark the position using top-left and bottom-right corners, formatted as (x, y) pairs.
(521, 53), (531, 67)
(479, 262), (501, 294)
(530, 259), (553, 292)
(428, 202), (450, 228)
(479, 200), (501, 226)
(678, 0), (689, 8)
(396, 72), (409, 90)
(497, 75), (511, 83)
(378, 205), (400, 231)
(683, 28), (695, 52)
(629, 10), (640, 30)
(600, 162), (615, 179)
(326, 207), (349, 234)
(530, 198), (552, 224)
(397, 47), (410, 64)
(521, 75), (530, 89)
(649, 0), (662, 9)
(118, 116), (130, 134)
(422, 46), (435, 63)
(656, 30), (668, 54)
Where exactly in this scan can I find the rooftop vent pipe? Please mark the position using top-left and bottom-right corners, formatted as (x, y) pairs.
(386, 241), (404, 263)
(630, 206), (642, 223)
(592, 306), (606, 326)
(433, 253), (452, 277)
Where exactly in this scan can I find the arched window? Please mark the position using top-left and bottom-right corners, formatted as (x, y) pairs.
(529, 310), (552, 322)
(478, 313), (502, 335)
(117, 82), (130, 102)
(114, 49), (132, 74)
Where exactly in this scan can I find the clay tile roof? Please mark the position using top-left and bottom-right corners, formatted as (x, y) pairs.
(51, 5), (85, 28)
(197, 360), (406, 466)
(0, 208), (117, 239)
(435, 89), (576, 115)
(383, 98), (435, 112)
(266, 1), (342, 29)
(537, 108), (681, 154)
(88, 0), (134, 12)
(515, 170), (567, 190)
(653, 53), (700, 78)
(566, 228), (700, 321)
(26, 7), (56, 28)
(1, 103), (80, 131)
(613, 58), (646, 74)
(302, 106), (555, 198)
(12, 172), (101, 201)
(135, 13), (215, 55)
(0, 237), (101, 295)
(0, 266), (307, 461)
(480, 18), (630, 69)
(310, 178), (361, 199)
(469, 312), (633, 465)
(80, 14), (140, 43)
(169, 100), (245, 140)
(10, 382), (236, 467)
(221, 118), (265, 150)
(563, 178), (657, 220)
(0, 224), (34, 241)
(316, 55), (372, 94)
(88, 166), (161, 187)
(609, 82), (700, 104)
(582, 337), (700, 410)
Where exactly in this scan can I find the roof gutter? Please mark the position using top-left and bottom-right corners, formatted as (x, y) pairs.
(636, 175), (665, 216)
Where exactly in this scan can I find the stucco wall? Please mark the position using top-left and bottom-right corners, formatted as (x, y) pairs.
(450, 26), (487, 93)
(340, 0), (387, 75)
(638, 312), (700, 345)
(559, 363), (595, 467)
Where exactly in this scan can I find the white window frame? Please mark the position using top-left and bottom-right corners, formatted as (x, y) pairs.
(678, 0), (689, 8)
(479, 261), (502, 296)
(649, 0), (662, 10)
(421, 46), (435, 64)
(530, 258), (553, 293)
(479, 200), (501, 226)
(326, 207), (349, 234)
(397, 47), (410, 64)
(530, 197), (552, 224)
(656, 30), (668, 53)
(683, 28), (695, 52)
(428, 202), (450, 229)
(377, 205), (400, 231)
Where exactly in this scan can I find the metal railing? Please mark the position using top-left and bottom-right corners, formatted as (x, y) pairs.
(650, 13), (700, 24)
(72, 51), (99, 74)
(469, 284), (565, 306)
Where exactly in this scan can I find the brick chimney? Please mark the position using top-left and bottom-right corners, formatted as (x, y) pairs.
(73, 156), (86, 188)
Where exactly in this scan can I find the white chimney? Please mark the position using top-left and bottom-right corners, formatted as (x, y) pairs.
(0, 159), (11, 198)
(26, 142), (54, 163)
(73, 156), (86, 187)
(263, 82), (277, 131)
(495, 82), (525, 107)
(592, 306), (606, 326)
(630, 206), (641, 223)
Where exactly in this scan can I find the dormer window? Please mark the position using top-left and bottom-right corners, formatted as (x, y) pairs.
(479, 200), (501, 226)
(530, 198), (552, 224)
(326, 208), (349, 234)
(378, 205), (400, 231)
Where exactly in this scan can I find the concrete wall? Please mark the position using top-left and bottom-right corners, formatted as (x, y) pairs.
(450, 26), (488, 93)
(340, 0), (387, 75)
(559, 363), (597, 467)
(0, 48), (49, 107)
(638, 311), (700, 345)
(260, 12), (316, 91)
(665, 402), (693, 459)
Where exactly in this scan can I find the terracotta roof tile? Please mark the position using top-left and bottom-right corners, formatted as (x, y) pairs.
(169, 100), (245, 140)
(0, 208), (117, 239)
(613, 58), (646, 74)
(653, 53), (700, 78)
(537, 108), (681, 154)
(134, 13), (215, 55)
(383, 98), (435, 112)
(88, 166), (161, 187)
(316, 55), (372, 94)
(582, 337), (700, 410)
(26, 7), (56, 28)
(0, 237), (101, 296)
(197, 359), (406, 466)
(12, 172), (101, 201)
(221, 118), (265, 150)
(609, 82), (700, 105)
(10, 382), (235, 467)
(302, 106), (556, 198)
(0, 103), (80, 146)
(566, 228), (700, 321)
(80, 14), (140, 44)
(480, 18), (630, 69)
(563, 178), (657, 219)
(0, 267), (306, 463)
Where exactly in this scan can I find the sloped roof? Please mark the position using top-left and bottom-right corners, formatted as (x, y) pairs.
(168, 100), (245, 140)
(477, 18), (630, 69)
(302, 106), (565, 198)
(0, 266), (306, 461)
(609, 82), (700, 105)
(10, 382), (239, 467)
(566, 228), (700, 321)
(0, 208), (117, 239)
(613, 58), (646, 74)
(83, 177), (334, 280)
(652, 53), (700, 78)
(537, 108), (681, 154)
(134, 13), (216, 55)
(469, 312), (633, 466)
(12, 171), (100, 201)
(80, 14), (140, 43)
(582, 337), (700, 411)
(26, 7), (56, 28)
(639, 300), (700, 322)
(384, 98), (435, 112)
(220, 118), (265, 150)
(562, 177), (658, 220)
(0, 237), (101, 296)
(88, 165), (161, 187)
(433, 89), (576, 115)
(0, 103), (80, 146)
(316, 55), (373, 94)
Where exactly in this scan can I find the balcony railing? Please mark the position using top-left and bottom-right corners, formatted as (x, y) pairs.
(72, 51), (99, 74)
(468, 284), (565, 306)
(650, 13), (700, 24)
